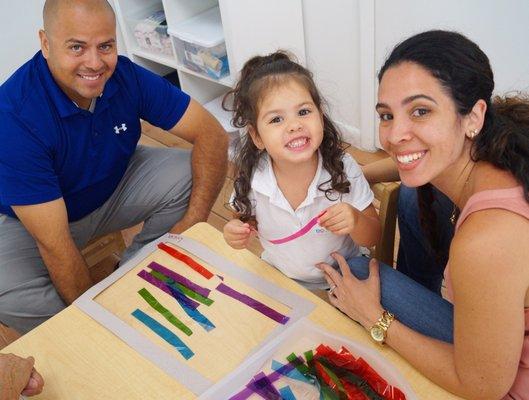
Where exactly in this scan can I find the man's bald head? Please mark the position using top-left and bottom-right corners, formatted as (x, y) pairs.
(43, 0), (115, 35)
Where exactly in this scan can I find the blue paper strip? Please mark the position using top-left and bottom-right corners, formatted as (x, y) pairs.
(272, 360), (312, 384)
(131, 309), (194, 360)
(167, 286), (216, 332)
(279, 386), (297, 400)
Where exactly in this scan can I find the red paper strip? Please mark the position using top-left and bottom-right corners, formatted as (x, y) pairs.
(158, 242), (214, 279)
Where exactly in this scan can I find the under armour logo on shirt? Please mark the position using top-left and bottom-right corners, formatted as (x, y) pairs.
(114, 123), (127, 134)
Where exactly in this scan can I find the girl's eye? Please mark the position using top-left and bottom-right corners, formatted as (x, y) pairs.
(299, 108), (311, 116)
(269, 116), (282, 124)
(411, 108), (429, 117)
(378, 113), (393, 121)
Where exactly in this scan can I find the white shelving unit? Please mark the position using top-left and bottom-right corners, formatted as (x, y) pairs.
(112, 0), (306, 124)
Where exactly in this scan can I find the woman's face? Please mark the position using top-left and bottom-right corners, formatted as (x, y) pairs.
(377, 62), (470, 188)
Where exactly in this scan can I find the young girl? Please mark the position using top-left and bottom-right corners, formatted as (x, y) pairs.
(222, 51), (381, 289)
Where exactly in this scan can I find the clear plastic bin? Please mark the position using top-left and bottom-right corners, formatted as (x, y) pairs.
(169, 7), (229, 80)
(129, 8), (173, 57)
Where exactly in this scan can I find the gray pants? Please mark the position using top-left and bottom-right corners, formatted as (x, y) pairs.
(0, 146), (192, 334)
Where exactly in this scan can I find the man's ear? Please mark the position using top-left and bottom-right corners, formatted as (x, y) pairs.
(248, 125), (265, 150)
(39, 30), (50, 59)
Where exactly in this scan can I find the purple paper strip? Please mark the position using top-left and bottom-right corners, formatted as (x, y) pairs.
(216, 283), (289, 324)
(138, 270), (199, 310)
(148, 261), (211, 298)
(229, 359), (300, 400)
(252, 372), (282, 399)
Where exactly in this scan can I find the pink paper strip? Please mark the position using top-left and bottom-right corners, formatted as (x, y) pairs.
(268, 211), (326, 245)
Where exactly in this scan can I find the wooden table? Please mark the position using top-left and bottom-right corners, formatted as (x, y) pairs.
(4, 223), (461, 399)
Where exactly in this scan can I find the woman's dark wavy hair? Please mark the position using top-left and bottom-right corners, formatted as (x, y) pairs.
(378, 30), (529, 258)
(223, 50), (349, 222)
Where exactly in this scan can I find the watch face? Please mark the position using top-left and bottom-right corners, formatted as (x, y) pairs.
(371, 326), (385, 342)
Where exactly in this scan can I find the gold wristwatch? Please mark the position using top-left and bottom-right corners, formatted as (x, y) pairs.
(369, 310), (395, 344)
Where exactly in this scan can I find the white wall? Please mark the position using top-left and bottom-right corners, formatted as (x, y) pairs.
(375, 0), (529, 94)
(0, 0), (46, 83)
(303, 0), (361, 146)
(2, 1), (529, 150)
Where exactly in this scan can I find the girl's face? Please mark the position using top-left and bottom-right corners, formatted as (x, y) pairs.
(250, 79), (324, 169)
(377, 62), (471, 188)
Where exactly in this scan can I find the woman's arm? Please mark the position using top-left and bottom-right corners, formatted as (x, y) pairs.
(320, 208), (529, 399)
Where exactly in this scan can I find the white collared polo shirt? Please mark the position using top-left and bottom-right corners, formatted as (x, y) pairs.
(247, 152), (374, 288)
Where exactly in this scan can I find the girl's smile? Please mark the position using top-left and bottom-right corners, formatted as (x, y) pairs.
(249, 79), (324, 170)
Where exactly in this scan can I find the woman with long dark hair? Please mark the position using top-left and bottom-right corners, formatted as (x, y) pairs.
(319, 30), (529, 399)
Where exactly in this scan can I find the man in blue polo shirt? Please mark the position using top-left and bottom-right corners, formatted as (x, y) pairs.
(0, 0), (228, 333)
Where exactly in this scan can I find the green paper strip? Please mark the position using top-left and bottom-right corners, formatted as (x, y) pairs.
(317, 361), (346, 394)
(304, 349), (314, 364)
(138, 288), (192, 336)
(318, 357), (384, 400)
(287, 352), (310, 376)
(150, 270), (214, 306)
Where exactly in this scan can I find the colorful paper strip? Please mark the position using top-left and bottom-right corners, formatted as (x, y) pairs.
(216, 283), (290, 324)
(137, 288), (192, 336)
(131, 309), (194, 360)
(158, 242), (214, 279)
(148, 261), (211, 298)
(229, 358), (303, 400)
(271, 360), (312, 384)
(150, 270), (214, 306)
(267, 211), (326, 245)
(137, 270), (200, 310)
(168, 285), (216, 332)
(279, 386), (297, 400)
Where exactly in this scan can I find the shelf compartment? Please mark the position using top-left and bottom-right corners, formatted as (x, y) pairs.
(168, 6), (230, 81)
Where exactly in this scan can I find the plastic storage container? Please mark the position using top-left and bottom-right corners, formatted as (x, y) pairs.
(130, 8), (173, 57)
(169, 7), (229, 80)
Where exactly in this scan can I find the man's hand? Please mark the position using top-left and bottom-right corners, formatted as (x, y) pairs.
(0, 353), (44, 399)
(223, 219), (257, 250)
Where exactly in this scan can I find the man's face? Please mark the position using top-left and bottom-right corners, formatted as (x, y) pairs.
(40, 4), (117, 109)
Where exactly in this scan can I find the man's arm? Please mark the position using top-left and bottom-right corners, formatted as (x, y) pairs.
(12, 199), (92, 304)
(361, 157), (400, 184)
(167, 99), (229, 233)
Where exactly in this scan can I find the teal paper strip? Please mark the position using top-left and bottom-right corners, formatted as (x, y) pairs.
(271, 360), (312, 384)
(131, 309), (194, 360)
(279, 386), (297, 400)
(168, 285), (216, 332)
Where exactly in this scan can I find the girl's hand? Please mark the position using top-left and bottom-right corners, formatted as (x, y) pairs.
(317, 253), (384, 329)
(223, 219), (257, 250)
(318, 202), (359, 236)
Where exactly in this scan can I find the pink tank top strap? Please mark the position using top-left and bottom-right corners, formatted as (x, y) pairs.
(455, 186), (529, 231)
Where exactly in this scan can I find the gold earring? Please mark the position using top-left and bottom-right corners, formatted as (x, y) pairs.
(468, 129), (478, 139)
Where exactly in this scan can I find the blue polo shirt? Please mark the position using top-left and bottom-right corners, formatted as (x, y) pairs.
(0, 52), (190, 221)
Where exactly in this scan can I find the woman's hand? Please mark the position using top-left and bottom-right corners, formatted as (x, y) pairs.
(318, 253), (384, 329)
(223, 219), (257, 250)
(0, 353), (44, 399)
(318, 202), (359, 236)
